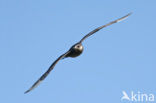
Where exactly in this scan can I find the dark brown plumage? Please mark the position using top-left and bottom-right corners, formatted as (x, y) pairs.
(24, 13), (131, 94)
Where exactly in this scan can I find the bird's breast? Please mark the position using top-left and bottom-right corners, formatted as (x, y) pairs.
(66, 48), (83, 58)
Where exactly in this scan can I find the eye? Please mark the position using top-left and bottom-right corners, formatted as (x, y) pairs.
(74, 45), (80, 49)
(77, 45), (80, 48)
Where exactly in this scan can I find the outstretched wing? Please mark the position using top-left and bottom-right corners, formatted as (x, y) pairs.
(79, 13), (132, 43)
(24, 51), (70, 94)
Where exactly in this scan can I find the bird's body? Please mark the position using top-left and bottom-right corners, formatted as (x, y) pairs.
(65, 43), (83, 58)
(25, 13), (132, 94)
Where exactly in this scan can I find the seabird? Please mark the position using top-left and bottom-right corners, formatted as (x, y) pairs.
(25, 13), (131, 93)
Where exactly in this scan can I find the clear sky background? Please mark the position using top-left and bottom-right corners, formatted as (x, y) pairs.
(0, 0), (156, 103)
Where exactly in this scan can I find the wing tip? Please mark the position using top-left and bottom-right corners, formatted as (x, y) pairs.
(24, 89), (30, 94)
(117, 12), (132, 23)
(126, 12), (133, 18)
(127, 12), (133, 16)
(24, 79), (43, 94)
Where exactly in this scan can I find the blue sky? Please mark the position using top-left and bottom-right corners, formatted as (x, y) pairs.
(0, 0), (156, 103)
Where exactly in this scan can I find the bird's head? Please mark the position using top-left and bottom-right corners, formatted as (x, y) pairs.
(73, 43), (83, 52)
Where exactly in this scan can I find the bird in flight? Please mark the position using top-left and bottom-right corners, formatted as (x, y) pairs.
(25, 13), (131, 94)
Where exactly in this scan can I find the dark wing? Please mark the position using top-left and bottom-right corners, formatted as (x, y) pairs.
(79, 13), (132, 43)
(24, 51), (70, 94)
